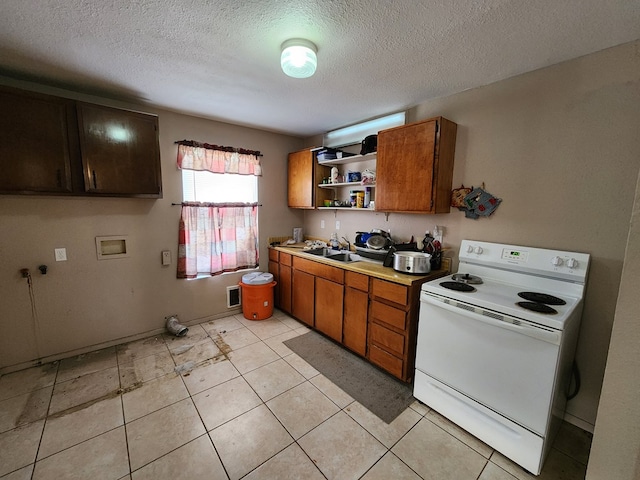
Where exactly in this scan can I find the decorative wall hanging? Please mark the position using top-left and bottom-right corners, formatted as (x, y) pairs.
(451, 184), (472, 208)
(452, 183), (502, 219)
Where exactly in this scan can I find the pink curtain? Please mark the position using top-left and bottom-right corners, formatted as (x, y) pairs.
(177, 144), (262, 175)
(178, 202), (259, 278)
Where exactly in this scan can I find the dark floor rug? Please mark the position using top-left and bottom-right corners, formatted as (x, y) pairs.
(284, 330), (415, 424)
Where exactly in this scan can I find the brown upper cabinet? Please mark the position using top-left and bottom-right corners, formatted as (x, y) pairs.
(0, 85), (162, 198)
(287, 148), (331, 208)
(374, 117), (457, 214)
(76, 102), (161, 196)
(0, 87), (76, 194)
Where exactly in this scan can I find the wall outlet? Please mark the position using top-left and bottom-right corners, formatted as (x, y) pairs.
(162, 250), (171, 266)
(54, 248), (67, 262)
(336, 220), (340, 230)
(321, 220), (325, 229)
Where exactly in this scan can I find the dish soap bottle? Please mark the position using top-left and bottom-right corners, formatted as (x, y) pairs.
(329, 232), (339, 249)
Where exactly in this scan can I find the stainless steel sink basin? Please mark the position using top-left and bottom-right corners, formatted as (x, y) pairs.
(326, 252), (358, 263)
(303, 247), (336, 256)
(301, 248), (360, 263)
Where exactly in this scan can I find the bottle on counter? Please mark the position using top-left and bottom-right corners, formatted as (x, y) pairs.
(329, 232), (340, 249)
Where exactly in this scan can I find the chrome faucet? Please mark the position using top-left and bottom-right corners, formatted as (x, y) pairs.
(341, 236), (351, 252)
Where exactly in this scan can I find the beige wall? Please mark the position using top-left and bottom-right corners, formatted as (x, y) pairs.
(0, 80), (305, 371)
(302, 40), (640, 429)
(586, 163), (640, 479)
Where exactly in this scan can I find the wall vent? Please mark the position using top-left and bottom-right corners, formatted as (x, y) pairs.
(226, 285), (241, 308)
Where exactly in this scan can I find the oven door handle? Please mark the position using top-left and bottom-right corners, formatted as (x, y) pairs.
(421, 294), (561, 345)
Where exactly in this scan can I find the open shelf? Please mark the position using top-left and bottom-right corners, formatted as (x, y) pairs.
(318, 182), (376, 188)
(317, 152), (376, 166)
(317, 207), (376, 211)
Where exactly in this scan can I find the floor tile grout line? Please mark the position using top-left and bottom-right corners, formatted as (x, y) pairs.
(1, 313), (593, 479)
(422, 411), (495, 460)
(28, 360), (59, 478)
(116, 354), (135, 477)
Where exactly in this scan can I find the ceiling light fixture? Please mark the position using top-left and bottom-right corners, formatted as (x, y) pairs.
(280, 39), (317, 78)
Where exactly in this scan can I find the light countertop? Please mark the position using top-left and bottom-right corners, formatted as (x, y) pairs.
(272, 245), (450, 286)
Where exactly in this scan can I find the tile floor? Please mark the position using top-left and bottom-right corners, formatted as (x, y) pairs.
(0, 309), (592, 480)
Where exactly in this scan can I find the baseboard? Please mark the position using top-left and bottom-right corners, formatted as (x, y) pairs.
(0, 308), (242, 375)
(563, 412), (595, 433)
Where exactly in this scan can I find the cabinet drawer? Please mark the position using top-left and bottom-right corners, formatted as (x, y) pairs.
(371, 279), (408, 306)
(370, 300), (407, 331)
(280, 252), (292, 266)
(269, 249), (279, 262)
(293, 256), (344, 284)
(345, 271), (369, 292)
(370, 323), (405, 357)
(369, 344), (403, 378)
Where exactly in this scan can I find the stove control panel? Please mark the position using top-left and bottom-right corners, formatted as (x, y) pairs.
(459, 240), (590, 283)
(502, 249), (530, 263)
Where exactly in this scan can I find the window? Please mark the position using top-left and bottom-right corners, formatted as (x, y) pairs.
(176, 143), (261, 278)
(182, 169), (257, 203)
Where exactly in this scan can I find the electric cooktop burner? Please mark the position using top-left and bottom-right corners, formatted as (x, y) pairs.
(451, 273), (483, 284)
(517, 292), (566, 305)
(516, 301), (558, 314)
(440, 281), (476, 292)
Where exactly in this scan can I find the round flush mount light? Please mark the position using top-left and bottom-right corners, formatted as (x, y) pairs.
(280, 38), (317, 78)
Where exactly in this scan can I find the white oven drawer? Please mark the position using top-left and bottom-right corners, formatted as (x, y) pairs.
(414, 370), (544, 475)
(416, 294), (562, 435)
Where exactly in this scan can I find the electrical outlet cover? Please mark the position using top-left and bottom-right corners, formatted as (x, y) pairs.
(55, 248), (67, 261)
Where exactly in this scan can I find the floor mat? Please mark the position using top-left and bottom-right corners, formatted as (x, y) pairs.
(284, 330), (415, 423)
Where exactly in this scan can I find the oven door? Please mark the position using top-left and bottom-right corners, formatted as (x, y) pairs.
(415, 292), (562, 435)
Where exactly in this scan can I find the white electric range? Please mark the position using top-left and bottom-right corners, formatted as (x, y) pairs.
(414, 240), (590, 475)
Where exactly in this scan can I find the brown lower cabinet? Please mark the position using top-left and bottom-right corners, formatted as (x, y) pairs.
(315, 277), (344, 342)
(271, 248), (438, 382)
(343, 271), (369, 356)
(269, 250), (292, 314)
(292, 269), (315, 327)
(367, 278), (421, 382)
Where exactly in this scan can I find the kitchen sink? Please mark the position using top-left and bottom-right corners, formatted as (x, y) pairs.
(303, 247), (337, 256)
(302, 248), (360, 263)
(326, 252), (358, 263)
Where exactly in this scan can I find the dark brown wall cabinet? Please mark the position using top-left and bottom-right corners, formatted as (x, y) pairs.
(0, 86), (162, 198)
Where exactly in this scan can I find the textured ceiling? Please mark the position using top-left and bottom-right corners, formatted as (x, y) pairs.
(1, 0), (639, 137)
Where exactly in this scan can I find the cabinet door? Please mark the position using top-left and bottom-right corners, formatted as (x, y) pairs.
(287, 148), (331, 208)
(376, 119), (437, 212)
(315, 277), (344, 342)
(287, 149), (314, 208)
(292, 269), (314, 326)
(343, 286), (368, 356)
(77, 102), (162, 197)
(280, 264), (292, 314)
(0, 87), (75, 194)
(268, 259), (280, 308)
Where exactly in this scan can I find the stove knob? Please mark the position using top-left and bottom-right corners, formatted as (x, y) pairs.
(474, 246), (483, 254)
(551, 256), (564, 266)
(567, 258), (578, 269)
